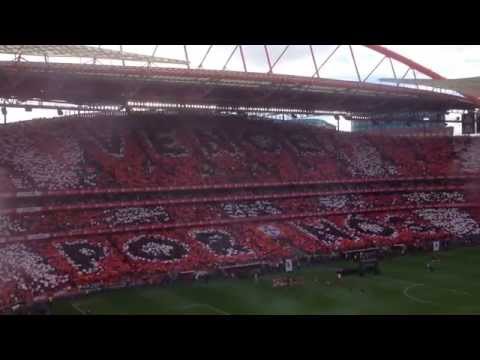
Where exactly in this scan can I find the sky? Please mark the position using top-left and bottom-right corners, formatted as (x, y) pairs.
(2, 45), (479, 133)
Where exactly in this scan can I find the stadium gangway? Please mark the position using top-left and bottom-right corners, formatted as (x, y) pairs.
(0, 183), (471, 215)
(219, 262), (267, 270)
(344, 247), (380, 255)
(2, 202), (480, 245)
(1, 175), (478, 200)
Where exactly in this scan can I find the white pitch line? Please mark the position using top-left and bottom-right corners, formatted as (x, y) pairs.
(446, 288), (471, 296)
(180, 303), (230, 315)
(377, 274), (420, 286)
(202, 304), (230, 315)
(403, 284), (434, 305)
(72, 302), (86, 315)
(382, 275), (471, 303)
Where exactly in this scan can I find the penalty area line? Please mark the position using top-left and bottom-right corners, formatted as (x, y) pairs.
(180, 303), (230, 315)
(403, 283), (436, 305)
(71, 302), (86, 315)
(446, 288), (471, 296)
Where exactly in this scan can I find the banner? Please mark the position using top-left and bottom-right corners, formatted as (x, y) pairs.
(462, 113), (475, 134)
(285, 259), (293, 273)
(477, 112), (480, 134)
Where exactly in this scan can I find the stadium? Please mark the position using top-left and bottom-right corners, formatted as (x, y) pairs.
(1, 45), (480, 315)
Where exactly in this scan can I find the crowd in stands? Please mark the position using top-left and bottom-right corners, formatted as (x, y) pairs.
(0, 214), (25, 236)
(0, 190), (474, 240)
(92, 206), (171, 227)
(1, 112), (480, 312)
(403, 191), (465, 205)
(454, 137), (480, 173)
(1, 113), (480, 194)
(415, 208), (480, 237)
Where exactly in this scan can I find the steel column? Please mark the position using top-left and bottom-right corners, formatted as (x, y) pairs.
(94, 45), (101, 65)
(363, 56), (386, 82)
(270, 45), (290, 72)
(400, 68), (411, 79)
(389, 57), (398, 80)
(198, 45), (213, 68)
(309, 45), (319, 78)
(151, 45), (159, 58)
(184, 45), (190, 69)
(349, 45), (362, 82)
(264, 45), (273, 73)
(239, 45), (248, 72)
(398, 68), (411, 87)
(312, 45), (341, 78)
(412, 70), (420, 89)
(222, 45), (239, 71)
(119, 45), (125, 66)
(15, 46), (24, 64)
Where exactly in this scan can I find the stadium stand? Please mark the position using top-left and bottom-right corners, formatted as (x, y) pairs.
(1, 112), (480, 312)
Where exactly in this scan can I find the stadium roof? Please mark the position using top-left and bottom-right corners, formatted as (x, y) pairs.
(0, 45), (477, 116)
(0, 61), (474, 114)
(380, 77), (480, 101)
(0, 45), (187, 65)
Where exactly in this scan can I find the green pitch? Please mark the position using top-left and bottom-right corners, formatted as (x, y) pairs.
(51, 246), (480, 315)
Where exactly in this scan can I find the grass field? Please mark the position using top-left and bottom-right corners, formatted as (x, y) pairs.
(51, 246), (480, 315)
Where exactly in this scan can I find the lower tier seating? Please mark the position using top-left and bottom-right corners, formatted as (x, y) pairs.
(1, 205), (479, 312)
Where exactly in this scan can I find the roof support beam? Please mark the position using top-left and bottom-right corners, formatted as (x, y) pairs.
(397, 68), (411, 87)
(198, 45), (213, 68)
(389, 57), (398, 80)
(264, 45), (273, 73)
(151, 45), (159, 58)
(412, 70), (419, 89)
(239, 46), (247, 72)
(309, 45), (319, 78)
(184, 45), (190, 69)
(364, 45), (444, 80)
(222, 45), (239, 71)
(93, 45), (101, 65)
(147, 45), (159, 67)
(400, 68), (411, 80)
(270, 45), (290, 72)
(349, 45), (362, 82)
(119, 45), (125, 66)
(312, 45), (341, 78)
(363, 56), (386, 82)
(15, 45), (25, 64)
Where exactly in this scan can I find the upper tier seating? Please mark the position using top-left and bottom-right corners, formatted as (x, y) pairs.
(1, 113), (479, 193)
